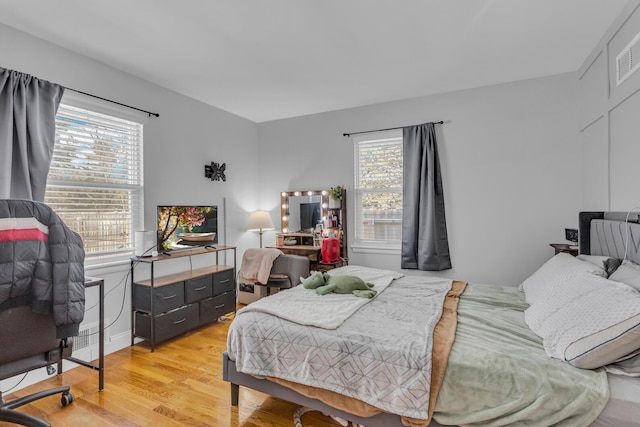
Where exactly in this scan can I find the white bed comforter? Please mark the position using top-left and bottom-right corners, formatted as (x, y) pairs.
(227, 267), (453, 419)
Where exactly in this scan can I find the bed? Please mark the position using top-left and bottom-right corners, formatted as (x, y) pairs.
(223, 212), (640, 426)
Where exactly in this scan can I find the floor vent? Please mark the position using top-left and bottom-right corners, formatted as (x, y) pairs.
(616, 31), (640, 86)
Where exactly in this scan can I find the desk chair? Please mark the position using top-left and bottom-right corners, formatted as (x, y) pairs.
(239, 249), (310, 297)
(0, 199), (85, 427)
(263, 254), (310, 295)
(0, 306), (75, 427)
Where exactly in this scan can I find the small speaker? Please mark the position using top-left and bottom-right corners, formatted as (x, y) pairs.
(135, 230), (156, 256)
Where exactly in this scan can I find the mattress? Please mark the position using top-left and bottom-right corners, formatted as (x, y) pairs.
(594, 373), (640, 427)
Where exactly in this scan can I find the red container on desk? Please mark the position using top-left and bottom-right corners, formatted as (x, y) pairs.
(321, 237), (341, 263)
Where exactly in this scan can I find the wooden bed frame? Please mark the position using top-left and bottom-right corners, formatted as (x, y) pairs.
(223, 211), (638, 427)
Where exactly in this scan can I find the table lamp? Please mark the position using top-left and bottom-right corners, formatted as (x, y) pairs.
(247, 210), (275, 248)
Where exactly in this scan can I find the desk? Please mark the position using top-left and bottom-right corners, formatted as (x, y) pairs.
(268, 245), (347, 271)
(271, 244), (321, 262)
(59, 277), (105, 391)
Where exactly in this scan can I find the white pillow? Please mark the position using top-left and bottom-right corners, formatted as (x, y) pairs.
(609, 260), (640, 292)
(520, 253), (607, 305)
(525, 273), (640, 369)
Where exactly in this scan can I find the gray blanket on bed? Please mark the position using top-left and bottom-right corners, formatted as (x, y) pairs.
(433, 283), (609, 426)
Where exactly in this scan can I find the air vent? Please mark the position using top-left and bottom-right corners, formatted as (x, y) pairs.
(73, 320), (108, 352)
(616, 31), (640, 86)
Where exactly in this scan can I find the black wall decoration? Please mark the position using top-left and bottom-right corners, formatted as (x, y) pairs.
(204, 161), (226, 182)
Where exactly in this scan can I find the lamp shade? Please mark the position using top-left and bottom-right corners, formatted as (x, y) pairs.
(247, 210), (275, 231)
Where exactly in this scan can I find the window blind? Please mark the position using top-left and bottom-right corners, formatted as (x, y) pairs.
(354, 131), (403, 244)
(45, 104), (144, 260)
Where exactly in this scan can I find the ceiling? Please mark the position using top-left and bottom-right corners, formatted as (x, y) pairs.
(0, 0), (629, 122)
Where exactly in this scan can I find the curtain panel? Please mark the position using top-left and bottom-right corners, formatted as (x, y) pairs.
(0, 67), (64, 202)
(401, 123), (451, 271)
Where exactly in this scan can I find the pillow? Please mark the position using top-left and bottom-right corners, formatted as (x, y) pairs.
(524, 273), (640, 369)
(520, 253), (607, 305)
(576, 254), (621, 277)
(609, 260), (640, 292)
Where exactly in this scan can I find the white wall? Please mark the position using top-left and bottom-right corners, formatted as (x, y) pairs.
(258, 74), (581, 286)
(578, 0), (640, 212)
(0, 23), (260, 360)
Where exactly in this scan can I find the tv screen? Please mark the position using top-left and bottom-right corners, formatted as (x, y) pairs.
(157, 205), (218, 252)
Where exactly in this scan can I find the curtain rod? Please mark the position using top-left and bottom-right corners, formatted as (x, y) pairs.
(65, 88), (160, 118)
(343, 121), (443, 137)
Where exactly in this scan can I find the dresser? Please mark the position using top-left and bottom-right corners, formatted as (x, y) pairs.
(131, 246), (236, 351)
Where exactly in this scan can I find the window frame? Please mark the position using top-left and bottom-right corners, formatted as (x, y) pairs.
(45, 91), (147, 270)
(352, 129), (403, 254)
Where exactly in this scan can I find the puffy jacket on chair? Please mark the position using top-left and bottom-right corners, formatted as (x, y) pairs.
(0, 199), (85, 338)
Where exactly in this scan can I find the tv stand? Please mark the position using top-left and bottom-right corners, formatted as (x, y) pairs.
(130, 245), (236, 352)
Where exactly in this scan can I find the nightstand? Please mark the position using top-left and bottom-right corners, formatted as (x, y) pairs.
(550, 243), (578, 256)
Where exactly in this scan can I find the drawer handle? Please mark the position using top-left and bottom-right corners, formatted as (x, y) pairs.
(162, 294), (177, 300)
(214, 304), (225, 309)
(219, 279), (230, 284)
(173, 318), (186, 325)
(194, 286), (207, 291)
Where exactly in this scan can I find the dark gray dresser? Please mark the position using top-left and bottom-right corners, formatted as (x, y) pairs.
(131, 246), (236, 351)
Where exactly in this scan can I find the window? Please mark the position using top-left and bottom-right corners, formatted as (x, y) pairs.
(44, 103), (144, 263)
(353, 130), (403, 248)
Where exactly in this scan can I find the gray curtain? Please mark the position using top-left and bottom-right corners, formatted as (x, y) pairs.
(401, 123), (451, 270)
(0, 67), (64, 202)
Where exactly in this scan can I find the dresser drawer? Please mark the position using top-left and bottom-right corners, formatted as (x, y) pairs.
(185, 275), (213, 303)
(135, 304), (199, 343)
(200, 291), (235, 323)
(213, 269), (235, 295)
(134, 281), (185, 313)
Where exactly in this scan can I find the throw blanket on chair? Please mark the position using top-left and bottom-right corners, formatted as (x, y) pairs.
(0, 199), (85, 337)
(238, 248), (282, 285)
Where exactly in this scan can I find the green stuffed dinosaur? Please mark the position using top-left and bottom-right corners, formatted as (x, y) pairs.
(302, 271), (377, 298)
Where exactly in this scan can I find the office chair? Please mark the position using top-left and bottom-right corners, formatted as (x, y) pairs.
(0, 199), (85, 427)
(0, 306), (75, 427)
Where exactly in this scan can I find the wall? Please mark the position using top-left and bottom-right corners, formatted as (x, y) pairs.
(258, 73), (581, 286)
(578, 0), (640, 212)
(0, 23), (260, 368)
(0, 10), (600, 388)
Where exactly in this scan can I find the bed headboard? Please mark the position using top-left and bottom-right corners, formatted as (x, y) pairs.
(579, 211), (640, 264)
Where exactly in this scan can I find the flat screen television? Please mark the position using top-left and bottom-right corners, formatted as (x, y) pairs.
(157, 205), (218, 252)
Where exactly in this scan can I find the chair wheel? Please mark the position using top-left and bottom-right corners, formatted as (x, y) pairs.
(61, 392), (74, 407)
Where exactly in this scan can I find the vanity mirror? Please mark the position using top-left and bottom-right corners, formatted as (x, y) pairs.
(280, 190), (328, 233)
(275, 189), (348, 270)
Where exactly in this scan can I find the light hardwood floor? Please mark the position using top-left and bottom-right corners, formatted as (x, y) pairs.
(0, 312), (343, 427)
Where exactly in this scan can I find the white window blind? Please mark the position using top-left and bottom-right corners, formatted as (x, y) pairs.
(354, 130), (403, 246)
(45, 104), (144, 261)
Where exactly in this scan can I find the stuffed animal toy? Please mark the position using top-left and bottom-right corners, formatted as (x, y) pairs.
(301, 271), (327, 290)
(302, 272), (377, 298)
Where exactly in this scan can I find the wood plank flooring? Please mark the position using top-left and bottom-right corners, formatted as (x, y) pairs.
(0, 312), (343, 427)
